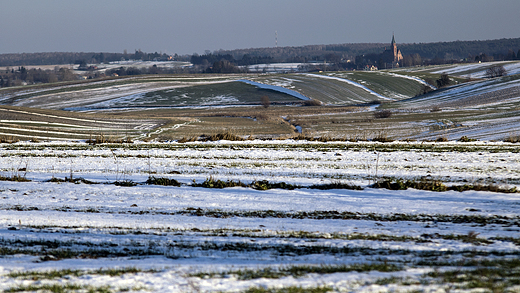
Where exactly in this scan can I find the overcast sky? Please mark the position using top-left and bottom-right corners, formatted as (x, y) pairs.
(1, 0), (519, 55)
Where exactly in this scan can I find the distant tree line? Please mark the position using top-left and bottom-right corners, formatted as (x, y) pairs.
(1, 38), (520, 86)
(0, 50), (187, 67)
(0, 66), (76, 87)
(399, 39), (520, 61)
(191, 53), (276, 67)
(216, 37), (520, 69)
(1, 38), (520, 69)
(189, 52), (357, 73)
(104, 64), (200, 77)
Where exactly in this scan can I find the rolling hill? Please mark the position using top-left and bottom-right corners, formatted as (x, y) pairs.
(0, 61), (519, 141)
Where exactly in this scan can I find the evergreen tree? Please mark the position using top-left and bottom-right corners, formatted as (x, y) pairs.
(506, 49), (516, 60)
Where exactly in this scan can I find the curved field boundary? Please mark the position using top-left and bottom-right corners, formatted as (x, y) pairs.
(237, 79), (311, 100)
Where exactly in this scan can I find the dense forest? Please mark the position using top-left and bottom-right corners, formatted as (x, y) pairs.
(217, 38), (520, 63)
(400, 39), (520, 60)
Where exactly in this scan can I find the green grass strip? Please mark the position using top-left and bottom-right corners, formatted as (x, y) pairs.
(192, 263), (403, 280)
(243, 286), (332, 293)
(8, 267), (150, 280)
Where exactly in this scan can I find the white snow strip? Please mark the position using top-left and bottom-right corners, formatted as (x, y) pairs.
(237, 79), (310, 100)
(381, 72), (437, 90)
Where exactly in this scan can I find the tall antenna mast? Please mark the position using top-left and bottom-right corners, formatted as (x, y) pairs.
(275, 31), (278, 48)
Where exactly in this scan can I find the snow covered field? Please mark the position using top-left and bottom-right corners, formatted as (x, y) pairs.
(1, 141), (519, 292)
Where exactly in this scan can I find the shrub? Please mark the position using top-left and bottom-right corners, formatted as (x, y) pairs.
(449, 184), (517, 193)
(412, 179), (447, 192)
(114, 180), (137, 187)
(0, 175), (31, 182)
(371, 179), (408, 190)
(436, 73), (452, 88)
(371, 178), (447, 192)
(192, 176), (246, 189)
(374, 110), (392, 119)
(303, 99), (323, 106)
(309, 182), (363, 190)
(251, 180), (299, 190)
(146, 176), (181, 187)
(430, 105), (442, 112)
(458, 136), (477, 142)
(48, 177), (97, 184)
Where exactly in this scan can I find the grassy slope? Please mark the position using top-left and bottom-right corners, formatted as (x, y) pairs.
(252, 72), (429, 104)
(138, 81), (301, 108)
(327, 71), (424, 99)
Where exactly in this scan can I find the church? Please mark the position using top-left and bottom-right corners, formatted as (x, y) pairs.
(381, 34), (403, 68)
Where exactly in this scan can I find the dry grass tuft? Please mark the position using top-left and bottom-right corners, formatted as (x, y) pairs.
(0, 135), (20, 143)
(203, 132), (245, 142)
(372, 130), (393, 143)
(504, 134), (520, 143)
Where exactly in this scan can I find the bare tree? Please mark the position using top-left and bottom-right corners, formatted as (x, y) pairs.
(261, 95), (270, 108)
(485, 65), (507, 78)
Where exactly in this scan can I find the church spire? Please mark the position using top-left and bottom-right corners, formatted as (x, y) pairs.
(391, 33), (396, 45)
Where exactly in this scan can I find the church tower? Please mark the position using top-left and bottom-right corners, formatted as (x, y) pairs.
(391, 34), (403, 63)
(378, 34), (405, 69)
